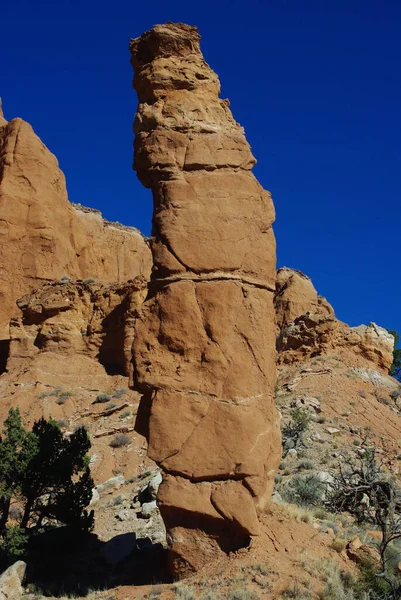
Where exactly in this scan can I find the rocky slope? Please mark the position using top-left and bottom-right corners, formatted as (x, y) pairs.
(0, 111), (152, 372)
(130, 22), (281, 576)
(0, 261), (399, 599)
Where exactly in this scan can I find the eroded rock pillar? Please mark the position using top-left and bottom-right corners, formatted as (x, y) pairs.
(130, 22), (281, 576)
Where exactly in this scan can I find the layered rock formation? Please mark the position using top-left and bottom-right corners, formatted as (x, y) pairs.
(275, 267), (334, 331)
(130, 23), (281, 575)
(278, 313), (394, 371)
(275, 269), (394, 373)
(7, 278), (148, 380)
(0, 114), (152, 370)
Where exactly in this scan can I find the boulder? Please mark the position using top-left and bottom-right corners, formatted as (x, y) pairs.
(148, 472), (163, 500)
(99, 533), (137, 566)
(96, 475), (125, 497)
(141, 500), (157, 519)
(0, 561), (26, 600)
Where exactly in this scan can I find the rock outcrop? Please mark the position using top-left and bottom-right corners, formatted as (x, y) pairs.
(275, 267), (334, 331)
(278, 314), (394, 372)
(275, 268), (394, 373)
(0, 115), (152, 370)
(7, 278), (148, 380)
(130, 23), (281, 576)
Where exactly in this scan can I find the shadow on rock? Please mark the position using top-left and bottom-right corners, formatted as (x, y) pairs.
(24, 527), (171, 596)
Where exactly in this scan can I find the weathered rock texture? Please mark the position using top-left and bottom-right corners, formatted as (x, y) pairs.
(275, 267), (334, 331)
(130, 23), (281, 576)
(7, 278), (148, 380)
(275, 269), (394, 373)
(278, 314), (394, 372)
(0, 115), (152, 370)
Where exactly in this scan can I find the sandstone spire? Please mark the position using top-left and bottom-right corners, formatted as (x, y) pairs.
(130, 23), (281, 576)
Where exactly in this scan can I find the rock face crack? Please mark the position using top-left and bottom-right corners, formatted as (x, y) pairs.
(130, 22), (281, 577)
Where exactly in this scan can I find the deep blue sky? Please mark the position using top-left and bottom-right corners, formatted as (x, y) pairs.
(2, 0), (400, 332)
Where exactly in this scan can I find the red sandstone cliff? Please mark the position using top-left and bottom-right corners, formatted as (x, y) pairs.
(0, 114), (152, 370)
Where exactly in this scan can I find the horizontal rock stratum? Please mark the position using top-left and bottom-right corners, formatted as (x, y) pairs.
(130, 22), (281, 576)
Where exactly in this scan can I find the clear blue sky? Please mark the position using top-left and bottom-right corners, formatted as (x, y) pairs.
(2, 0), (400, 332)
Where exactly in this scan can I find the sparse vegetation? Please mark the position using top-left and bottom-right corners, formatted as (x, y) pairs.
(282, 473), (325, 507)
(199, 593), (223, 600)
(94, 393), (112, 404)
(298, 459), (315, 471)
(55, 390), (73, 405)
(228, 587), (260, 600)
(38, 387), (73, 403)
(82, 277), (96, 285)
(327, 443), (401, 597)
(281, 582), (309, 599)
(109, 434), (131, 448)
(174, 584), (196, 599)
(282, 408), (311, 457)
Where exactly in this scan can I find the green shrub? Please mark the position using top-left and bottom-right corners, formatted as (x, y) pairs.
(0, 526), (28, 561)
(314, 507), (328, 520)
(282, 473), (325, 506)
(0, 409), (94, 563)
(82, 277), (96, 285)
(282, 408), (311, 457)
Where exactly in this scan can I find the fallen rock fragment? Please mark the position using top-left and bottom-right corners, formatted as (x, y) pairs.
(140, 500), (157, 519)
(96, 475), (126, 497)
(0, 561), (26, 600)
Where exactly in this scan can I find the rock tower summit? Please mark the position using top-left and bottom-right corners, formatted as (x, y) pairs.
(130, 22), (281, 576)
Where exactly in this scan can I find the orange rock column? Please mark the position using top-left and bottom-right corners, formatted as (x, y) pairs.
(130, 23), (281, 576)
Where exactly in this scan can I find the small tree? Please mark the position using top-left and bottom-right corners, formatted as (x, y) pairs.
(387, 330), (401, 383)
(0, 408), (94, 561)
(282, 407), (310, 457)
(328, 443), (401, 598)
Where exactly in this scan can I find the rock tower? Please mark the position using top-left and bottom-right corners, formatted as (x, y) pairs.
(130, 22), (281, 576)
